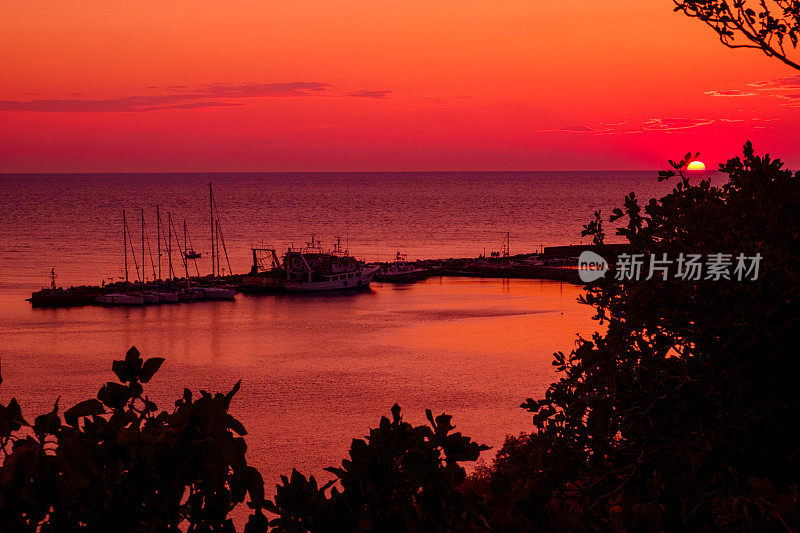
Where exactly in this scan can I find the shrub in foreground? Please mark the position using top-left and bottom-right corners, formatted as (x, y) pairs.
(504, 143), (800, 530)
(0, 348), (487, 532)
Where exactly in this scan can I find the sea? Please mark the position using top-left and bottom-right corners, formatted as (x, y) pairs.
(0, 171), (686, 495)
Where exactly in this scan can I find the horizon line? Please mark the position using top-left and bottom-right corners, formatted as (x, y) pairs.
(0, 169), (681, 174)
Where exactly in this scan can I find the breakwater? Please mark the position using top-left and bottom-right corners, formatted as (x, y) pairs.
(28, 244), (629, 308)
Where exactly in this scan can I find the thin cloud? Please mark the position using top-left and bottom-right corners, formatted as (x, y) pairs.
(157, 102), (243, 110)
(706, 75), (800, 102)
(346, 90), (392, 99)
(536, 117), (744, 136)
(0, 95), (191, 112)
(146, 85), (189, 90)
(560, 124), (600, 132)
(643, 118), (714, 131)
(535, 124), (613, 134)
(748, 74), (800, 89)
(704, 89), (757, 97)
(743, 75), (800, 106)
(198, 82), (330, 97)
(0, 82), (389, 112)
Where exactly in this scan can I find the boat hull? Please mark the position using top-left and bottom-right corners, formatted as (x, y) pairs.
(240, 274), (283, 293)
(157, 291), (179, 303)
(178, 288), (206, 301)
(283, 267), (379, 292)
(140, 291), (160, 304)
(95, 293), (144, 305)
(201, 287), (236, 300)
(373, 269), (428, 283)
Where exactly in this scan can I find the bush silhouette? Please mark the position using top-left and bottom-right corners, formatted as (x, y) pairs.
(0, 347), (261, 531)
(259, 404), (489, 532)
(0, 349), (488, 532)
(499, 143), (800, 529)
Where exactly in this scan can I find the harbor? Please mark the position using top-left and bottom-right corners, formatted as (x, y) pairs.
(29, 184), (586, 307)
(21, 181), (634, 308)
(27, 242), (631, 308)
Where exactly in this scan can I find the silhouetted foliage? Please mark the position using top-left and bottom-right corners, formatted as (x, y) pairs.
(674, 0), (800, 69)
(0, 350), (488, 532)
(256, 404), (490, 532)
(0, 347), (262, 531)
(505, 142), (800, 529)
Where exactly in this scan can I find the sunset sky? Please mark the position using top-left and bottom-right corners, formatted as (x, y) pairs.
(1, 0), (798, 171)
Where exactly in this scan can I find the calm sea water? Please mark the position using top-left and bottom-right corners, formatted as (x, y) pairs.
(0, 171), (680, 494)
(0, 172), (681, 291)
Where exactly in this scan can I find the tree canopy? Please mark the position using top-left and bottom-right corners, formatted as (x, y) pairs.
(506, 143), (800, 529)
(674, 0), (800, 69)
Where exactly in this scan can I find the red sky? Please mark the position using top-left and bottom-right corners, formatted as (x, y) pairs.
(1, 0), (798, 171)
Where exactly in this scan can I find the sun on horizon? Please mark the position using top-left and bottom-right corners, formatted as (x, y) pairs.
(687, 160), (706, 171)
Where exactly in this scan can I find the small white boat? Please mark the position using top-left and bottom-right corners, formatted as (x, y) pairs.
(157, 290), (179, 303)
(201, 286), (236, 300)
(139, 291), (160, 304)
(178, 287), (206, 301)
(374, 252), (428, 282)
(96, 293), (144, 305)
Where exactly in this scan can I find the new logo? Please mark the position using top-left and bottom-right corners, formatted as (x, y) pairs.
(578, 250), (609, 283)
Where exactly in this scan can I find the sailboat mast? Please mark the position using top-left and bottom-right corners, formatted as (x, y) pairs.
(210, 183), (215, 279)
(156, 205), (161, 281)
(141, 208), (146, 283)
(218, 220), (233, 276)
(123, 209), (128, 284)
(216, 220), (221, 277)
(168, 212), (173, 280)
(184, 220), (190, 281)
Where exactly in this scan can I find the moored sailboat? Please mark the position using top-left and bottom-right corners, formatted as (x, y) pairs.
(96, 209), (145, 306)
(156, 289), (179, 303)
(200, 286), (236, 300)
(96, 292), (145, 305)
(196, 184), (237, 300)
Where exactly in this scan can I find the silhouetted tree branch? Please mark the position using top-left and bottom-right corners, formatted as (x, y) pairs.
(506, 143), (800, 529)
(673, 0), (800, 70)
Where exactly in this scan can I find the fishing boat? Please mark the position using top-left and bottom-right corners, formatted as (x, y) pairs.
(374, 251), (428, 282)
(282, 236), (378, 292)
(240, 248), (283, 293)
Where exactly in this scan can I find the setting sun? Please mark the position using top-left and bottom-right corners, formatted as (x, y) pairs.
(687, 160), (706, 171)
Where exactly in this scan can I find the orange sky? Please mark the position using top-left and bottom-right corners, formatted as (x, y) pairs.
(1, 0), (798, 171)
